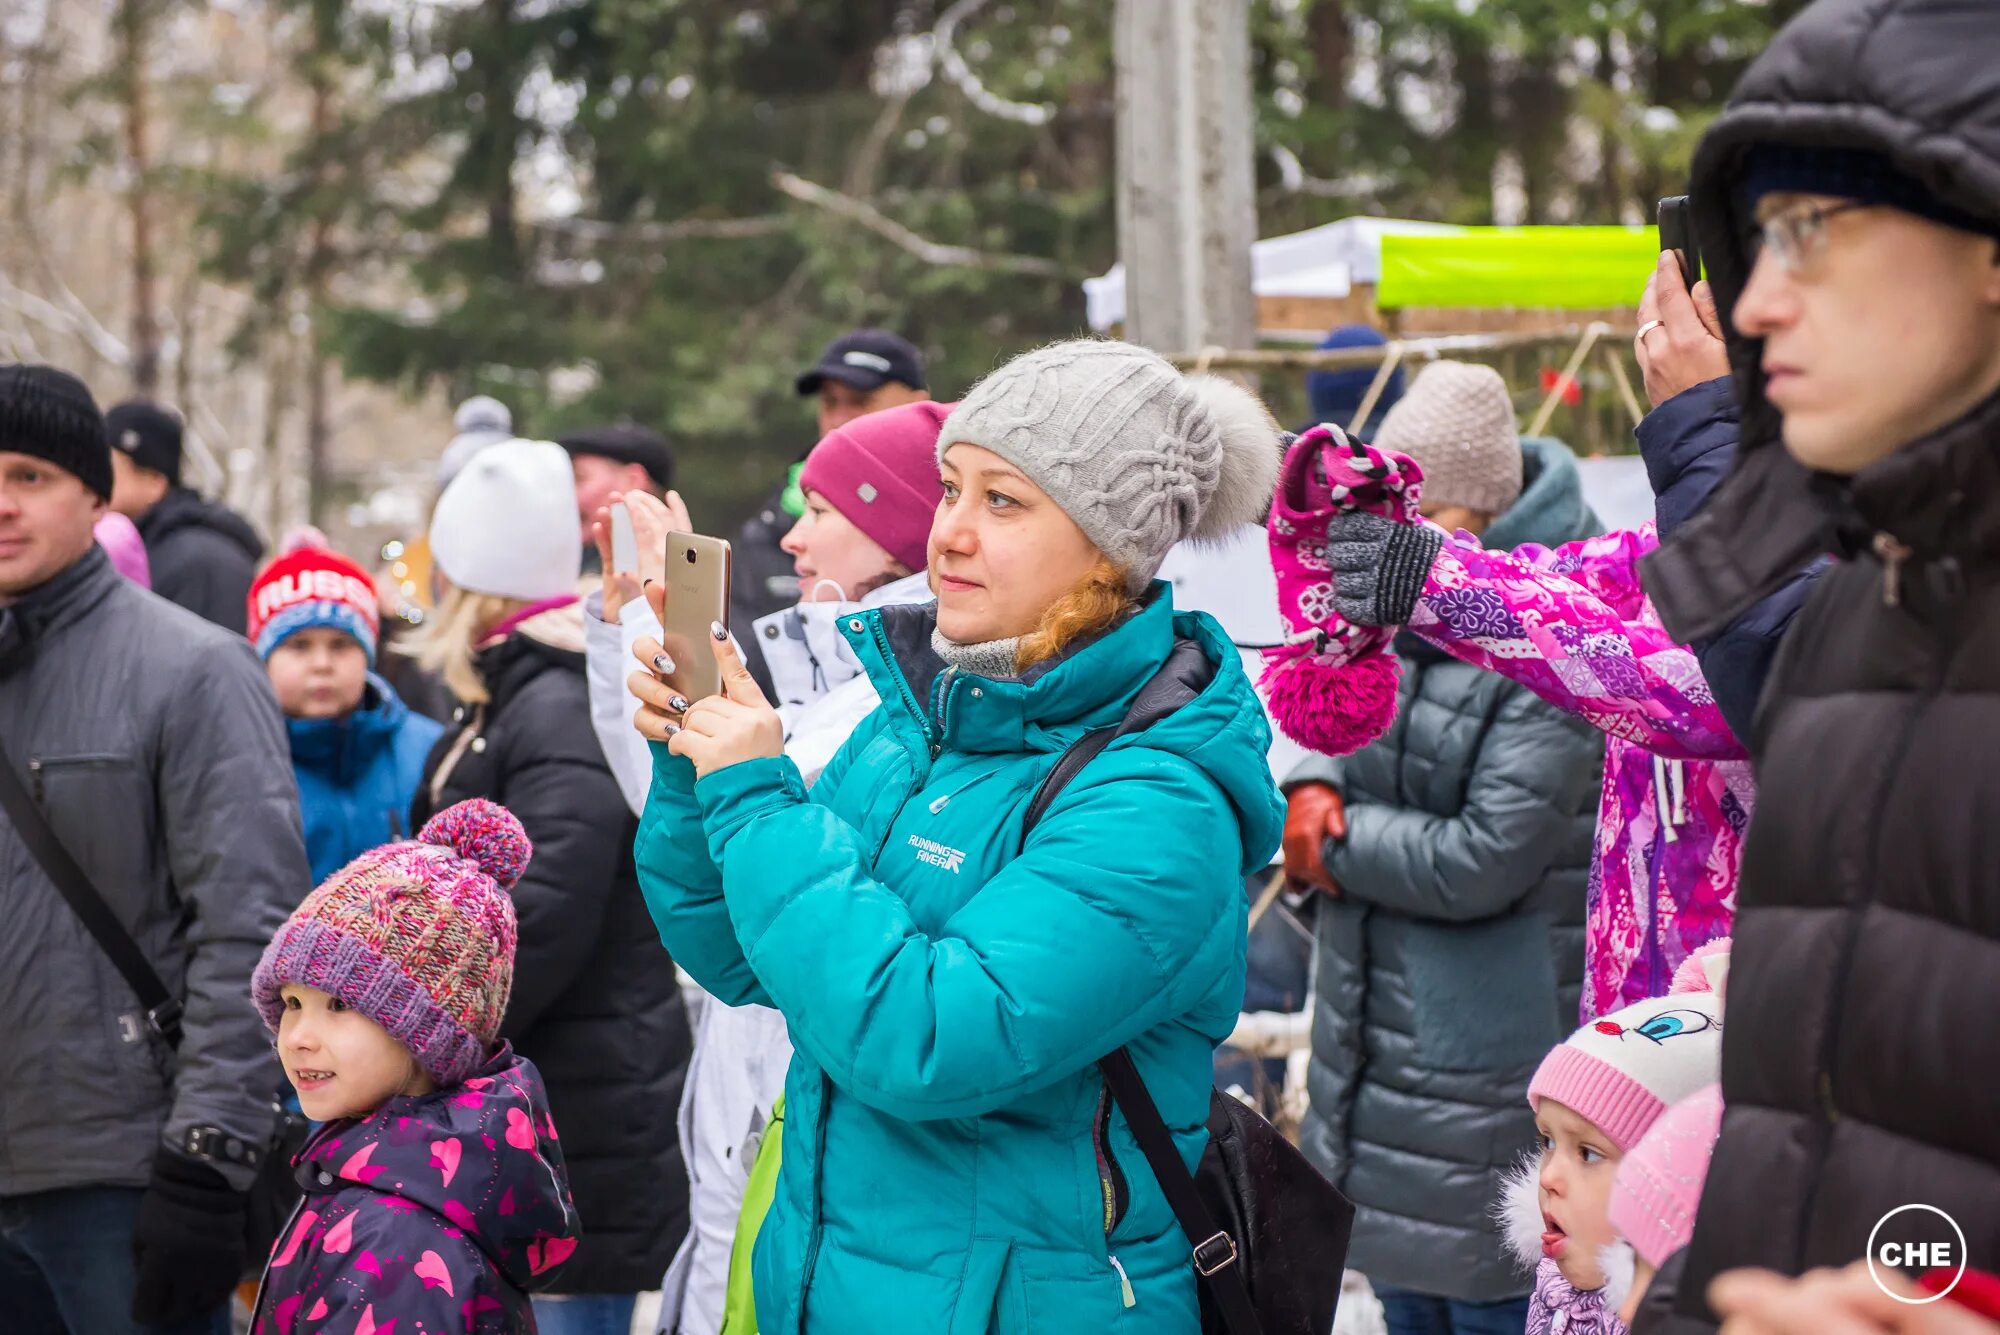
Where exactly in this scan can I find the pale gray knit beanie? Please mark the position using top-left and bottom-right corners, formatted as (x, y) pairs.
(934, 339), (1282, 592)
(1372, 360), (1522, 516)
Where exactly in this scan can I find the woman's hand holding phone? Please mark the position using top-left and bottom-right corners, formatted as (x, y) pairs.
(628, 583), (782, 776)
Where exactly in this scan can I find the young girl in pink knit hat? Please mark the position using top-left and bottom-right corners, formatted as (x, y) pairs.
(1498, 941), (1730, 1335)
(247, 799), (580, 1333)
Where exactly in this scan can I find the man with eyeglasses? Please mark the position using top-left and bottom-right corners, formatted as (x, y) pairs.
(1628, 0), (2000, 1326)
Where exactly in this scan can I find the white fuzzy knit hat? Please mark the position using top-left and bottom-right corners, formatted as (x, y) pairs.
(429, 437), (582, 602)
(1373, 360), (1523, 516)
(935, 339), (1283, 592)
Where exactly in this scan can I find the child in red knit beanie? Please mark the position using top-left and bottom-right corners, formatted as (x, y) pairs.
(249, 543), (444, 882)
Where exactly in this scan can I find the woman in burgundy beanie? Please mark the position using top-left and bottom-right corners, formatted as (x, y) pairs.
(793, 399), (953, 584)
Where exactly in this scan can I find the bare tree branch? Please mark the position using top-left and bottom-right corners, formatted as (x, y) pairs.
(769, 170), (1069, 279)
(844, 83), (916, 200)
(934, 0), (1054, 127)
(1269, 144), (1391, 199)
(0, 265), (132, 366)
(530, 213), (789, 243)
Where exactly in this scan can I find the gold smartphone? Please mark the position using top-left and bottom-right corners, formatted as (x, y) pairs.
(660, 532), (733, 703)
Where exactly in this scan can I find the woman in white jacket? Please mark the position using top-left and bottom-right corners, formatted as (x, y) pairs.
(583, 400), (951, 1335)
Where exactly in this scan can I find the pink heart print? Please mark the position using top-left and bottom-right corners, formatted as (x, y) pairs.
(321, 1209), (356, 1254)
(443, 1198), (481, 1235)
(429, 1137), (462, 1188)
(528, 1233), (579, 1276)
(414, 1248), (456, 1296)
(270, 1210), (319, 1267)
(505, 1107), (536, 1151)
(339, 1140), (386, 1185)
(1262, 423), (1427, 757)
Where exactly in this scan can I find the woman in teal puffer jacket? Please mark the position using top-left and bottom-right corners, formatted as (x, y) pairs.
(628, 340), (1286, 1335)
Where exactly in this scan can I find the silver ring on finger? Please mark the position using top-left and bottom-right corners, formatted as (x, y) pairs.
(1636, 319), (1665, 343)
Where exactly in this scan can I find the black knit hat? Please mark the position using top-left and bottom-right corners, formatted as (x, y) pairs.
(0, 365), (111, 500)
(1740, 145), (2000, 241)
(558, 422), (674, 491)
(104, 399), (184, 484)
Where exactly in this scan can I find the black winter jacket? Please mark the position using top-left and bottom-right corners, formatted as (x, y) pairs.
(135, 486), (263, 634)
(1639, 0), (2000, 1313)
(412, 610), (692, 1293)
(1294, 438), (1605, 1303)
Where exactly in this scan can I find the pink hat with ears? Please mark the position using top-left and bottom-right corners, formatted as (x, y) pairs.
(1528, 938), (1730, 1153)
(1262, 425), (1425, 756)
(1609, 1083), (1725, 1267)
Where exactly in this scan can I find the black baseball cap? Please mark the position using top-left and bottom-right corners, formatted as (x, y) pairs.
(794, 329), (927, 397)
(559, 423), (674, 491)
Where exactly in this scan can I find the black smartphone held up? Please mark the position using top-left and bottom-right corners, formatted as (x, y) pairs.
(1657, 195), (1701, 289)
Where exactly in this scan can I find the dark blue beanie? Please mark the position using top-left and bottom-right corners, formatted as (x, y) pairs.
(1306, 324), (1403, 428)
(1739, 145), (2000, 240)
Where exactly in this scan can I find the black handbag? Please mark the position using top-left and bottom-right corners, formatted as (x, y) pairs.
(1023, 679), (1356, 1335)
(0, 736), (307, 1261)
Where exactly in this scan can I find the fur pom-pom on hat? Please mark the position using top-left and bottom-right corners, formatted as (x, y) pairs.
(935, 339), (1283, 591)
(1181, 372), (1283, 544)
(1670, 936), (1731, 998)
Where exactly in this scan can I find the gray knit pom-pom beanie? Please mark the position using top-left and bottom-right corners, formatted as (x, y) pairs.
(934, 339), (1283, 592)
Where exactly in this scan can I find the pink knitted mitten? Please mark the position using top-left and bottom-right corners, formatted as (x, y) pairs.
(1263, 424), (1426, 756)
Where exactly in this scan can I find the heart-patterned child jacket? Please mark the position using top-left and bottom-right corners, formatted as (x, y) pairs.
(251, 1045), (580, 1334)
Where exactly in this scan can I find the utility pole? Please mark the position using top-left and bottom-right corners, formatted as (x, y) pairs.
(1113, 0), (1259, 359)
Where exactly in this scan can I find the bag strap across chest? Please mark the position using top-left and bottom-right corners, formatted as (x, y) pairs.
(1019, 644), (1262, 1335)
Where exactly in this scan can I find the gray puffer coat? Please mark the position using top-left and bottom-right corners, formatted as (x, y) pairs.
(1294, 437), (1604, 1303)
(0, 546), (308, 1194)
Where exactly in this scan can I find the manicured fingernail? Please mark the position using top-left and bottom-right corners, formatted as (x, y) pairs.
(711, 620), (727, 641)
(643, 578), (657, 589)
(668, 695), (690, 713)
(653, 653), (675, 675)
(664, 722), (682, 737)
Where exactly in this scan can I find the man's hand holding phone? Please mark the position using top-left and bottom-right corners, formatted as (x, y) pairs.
(1636, 249), (1731, 407)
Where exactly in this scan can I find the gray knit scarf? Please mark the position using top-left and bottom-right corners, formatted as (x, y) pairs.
(930, 627), (1022, 682)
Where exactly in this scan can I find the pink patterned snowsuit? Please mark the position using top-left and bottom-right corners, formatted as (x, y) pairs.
(1406, 523), (1753, 1020)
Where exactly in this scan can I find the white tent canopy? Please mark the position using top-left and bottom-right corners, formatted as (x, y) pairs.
(1084, 216), (1465, 335)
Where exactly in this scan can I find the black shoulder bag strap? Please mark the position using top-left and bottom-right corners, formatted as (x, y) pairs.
(1023, 705), (1263, 1335)
(0, 735), (184, 1046)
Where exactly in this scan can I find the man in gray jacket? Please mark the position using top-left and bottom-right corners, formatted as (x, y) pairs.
(0, 365), (309, 1332)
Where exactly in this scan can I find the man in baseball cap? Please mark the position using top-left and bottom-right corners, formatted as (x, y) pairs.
(727, 331), (937, 692)
(794, 330), (930, 438)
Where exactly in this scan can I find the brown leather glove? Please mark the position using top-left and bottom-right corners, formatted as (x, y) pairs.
(1282, 782), (1347, 896)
